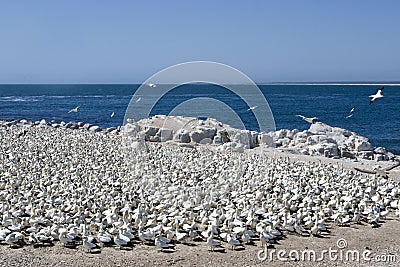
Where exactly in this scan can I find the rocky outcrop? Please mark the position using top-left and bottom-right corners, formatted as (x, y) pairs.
(121, 116), (398, 162)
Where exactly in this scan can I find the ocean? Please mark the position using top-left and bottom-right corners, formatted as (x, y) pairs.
(0, 84), (399, 154)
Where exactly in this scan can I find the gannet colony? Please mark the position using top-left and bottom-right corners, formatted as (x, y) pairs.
(0, 116), (399, 253)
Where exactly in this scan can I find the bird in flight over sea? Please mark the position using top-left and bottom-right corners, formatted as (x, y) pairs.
(296, 114), (320, 124)
(369, 86), (384, 104)
(147, 83), (157, 88)
(110, 112), (115, 118)
(345, 113), (354, 119)
(346, 107), (355, 118)
(68, 105), (81, 114)
(247, 106), (258, 111)
(136, 97), (142, 103)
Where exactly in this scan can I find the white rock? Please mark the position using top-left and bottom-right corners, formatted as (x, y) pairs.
(190, 131), (206, 143)
(174, 130), (190, 143)
(287, 129), (299, 140)
(144, 126), (159, 137)
(309, 122), (332, 134)
(196, 126), (217, 139)
(156, 128), (173, 142)
(308, 143), (338, 157)
(258, 133), (274, 147)
(229, 130), (251, 148)
(122, 124), (139, 136)
(355, 140), (372, 151)
(213, 135), (222, 145)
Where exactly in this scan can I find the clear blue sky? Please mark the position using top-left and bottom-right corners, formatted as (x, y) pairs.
(1, 0), (399, 83)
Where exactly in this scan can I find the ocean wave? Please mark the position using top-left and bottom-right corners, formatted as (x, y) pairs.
(0, 95), (126, 101)
(0, 96), (43, 102)
(47, 95), (123, 99)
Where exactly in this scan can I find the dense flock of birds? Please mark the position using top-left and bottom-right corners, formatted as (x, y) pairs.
(0, 124), (399, 253)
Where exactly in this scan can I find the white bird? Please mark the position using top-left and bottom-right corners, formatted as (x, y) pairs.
(113, 235), (128, 249)
(346, 107), (355, 118)
(155, 235), (170, 251)
(207, 233), (221, 252)
(369, 86), (384, 104)
(97, 230), (112, 247)
(110, 112), (115, 118)
(175, 227), (187, 243)
(247, 106), (258, 111)
(5, 233), (22, 247)
(82, 236), (96, 253)
(227, 233), (241, 250)
(147, 83), (157, 88)
(28, 233), (38, 246)
(136, 97), (142, 103)
(259, 232), (269, 247)
(68, 105), (81, 114)
(296, 114), (319, 124)
(59, 230), (74, 247)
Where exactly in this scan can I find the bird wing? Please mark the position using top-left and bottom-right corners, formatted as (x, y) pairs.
(384, 162), (400, 171)
(296, 115), (305, 119)
(354, 167), (377, 174)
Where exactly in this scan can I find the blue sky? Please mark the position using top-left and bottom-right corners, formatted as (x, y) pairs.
(0, 0), (399, 83)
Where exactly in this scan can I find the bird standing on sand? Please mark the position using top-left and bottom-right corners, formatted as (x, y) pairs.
(296, 114), (319, 124)
(146, 83), (157, 88)
(369, 87), (384, 104)
(68, 105), (81, 114)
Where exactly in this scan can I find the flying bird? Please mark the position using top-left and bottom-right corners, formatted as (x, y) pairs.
(247, 106), (258, 111)
(110, 112), (115, 118)
(354, 162), (400, 178)
(345, 113), (353, 119)
(346, 107), (355, 118)
(369, 86), (384, 104)
(136, 97), (142, 103)
(68, 105), (81, 114)
(296, 115), (320, 124)
(147, 83), (157, 88)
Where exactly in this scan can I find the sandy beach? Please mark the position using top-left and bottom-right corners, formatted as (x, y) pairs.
(0, 120), (399, 266)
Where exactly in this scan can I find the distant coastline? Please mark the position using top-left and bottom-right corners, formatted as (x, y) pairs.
(1, 82), (400, 86)
(267, 82), (400, 86)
